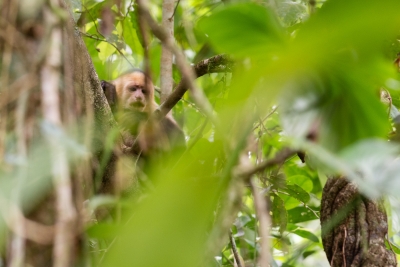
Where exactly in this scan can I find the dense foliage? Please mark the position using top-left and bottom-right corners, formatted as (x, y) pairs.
(3, 0), (400, 266)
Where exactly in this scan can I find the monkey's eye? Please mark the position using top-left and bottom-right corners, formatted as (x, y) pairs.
(129, 87), (137, 92)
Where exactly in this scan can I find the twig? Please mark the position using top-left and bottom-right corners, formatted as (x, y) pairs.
(187, 117), (209, 150)
(229, 230), (243, 267)
(181, 98), (206, 116)
(170, 0), (181, 20)
(250, 178), (271, 267)
(253, 106), (278, 131)
(237, 148), (296, 179)
(79, 31), (135, 68)
(125, 0), (135, 17)
(158, 54), (233, 117)
(82, 3), (105, 39)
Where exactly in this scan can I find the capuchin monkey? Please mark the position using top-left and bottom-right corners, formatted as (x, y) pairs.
(101, 69), (185, 155)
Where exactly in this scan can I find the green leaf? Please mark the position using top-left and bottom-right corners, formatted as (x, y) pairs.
(243, 227), (257, 248)
(286, 175), (313, 193)
(198, 3), (285, 58)
(101, 161), (221, 267)
(123, 15), (143, 55)
(303, 250), (317, 258)
(271, 236), (291, 252)
(86, 223), (118, 240)
(275, 1), (308, 27)
(96, 41), (116, 61)
(295, 0), (400, 58)
(234, 215), (252, 229)
(276, 0), (400, 153)
(271, 194), (287, 233)
(287, 207), (319, 223)
(285, 184), (310, 203)
(281, 73), (390, 152)
(339, 139), (400, 198)
(385, 239), (400, 254)
(278, 192), (300, 210)
(292, 229), (319, 243)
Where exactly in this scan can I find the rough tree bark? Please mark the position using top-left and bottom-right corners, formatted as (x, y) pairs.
(160, 0), (175, 104)
(0, 0), (115, 265)
(321, 177), (396, 267)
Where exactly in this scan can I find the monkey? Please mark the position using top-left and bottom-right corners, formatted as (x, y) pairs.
(101, 69), (185, 155)
(97, 70), (185, 197)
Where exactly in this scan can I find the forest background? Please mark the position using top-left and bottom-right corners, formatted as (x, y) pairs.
(2, 0), (400, 266)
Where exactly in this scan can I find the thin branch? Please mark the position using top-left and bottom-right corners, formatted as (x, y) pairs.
(187, 117), (209, 150)
(250, 178), (271, 267)
(136, 0), (219, 125)
(80, 31), (135, 68)
(234, 147), (299, 267)
(82, 3), (105, 39)
(125, 0), (135, 17)
(253, 105), (278, 131)
(170, 0), (181, 20)
(180, 98), (206, 117)
(158, 54), (233, 117)
(229, 230), (243, 267)
(237, 148), (296, 179)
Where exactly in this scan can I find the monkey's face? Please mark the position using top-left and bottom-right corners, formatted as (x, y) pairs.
(117, 72), (153, 112)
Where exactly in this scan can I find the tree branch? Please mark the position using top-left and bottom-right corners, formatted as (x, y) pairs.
(158, 54), (233, 117)
(80, 32), (135, 69)
(237, 148), (296, 179)
(160, 0), (175, 104)
(229, 230), (243, 267)
(250, 179), (271, 267)
(136, 0), (221, 125)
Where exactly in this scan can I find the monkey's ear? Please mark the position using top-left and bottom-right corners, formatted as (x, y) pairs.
(101, 80), (117, 111)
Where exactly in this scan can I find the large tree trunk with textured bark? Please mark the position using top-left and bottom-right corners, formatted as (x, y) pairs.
(0, 0), (114, 266)
(320, 177), (397, 267)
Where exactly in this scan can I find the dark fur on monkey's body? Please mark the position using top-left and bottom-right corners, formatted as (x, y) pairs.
(101, 70), (185, 154)
(101, 80), (117, 113)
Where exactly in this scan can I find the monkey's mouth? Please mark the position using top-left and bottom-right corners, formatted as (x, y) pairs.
(130, 102), (145, 108)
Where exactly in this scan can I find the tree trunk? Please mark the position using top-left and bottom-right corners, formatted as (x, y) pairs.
(320, 177), (396, 267)
(0, 0), (115, 265)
